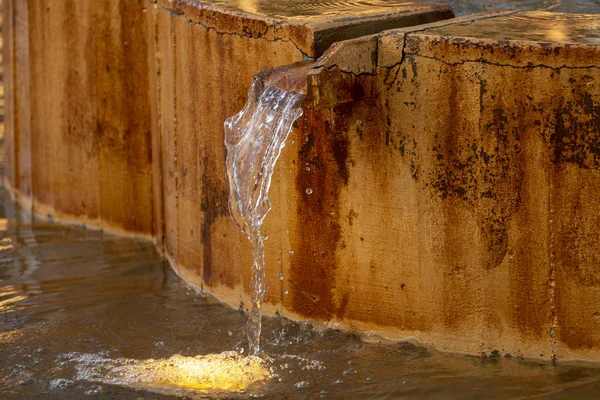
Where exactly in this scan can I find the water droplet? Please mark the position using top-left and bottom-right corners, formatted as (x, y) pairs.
(84, 385), (104, 395)
(305, 137), (310, 142)
(306, 166), (311, 171)
(228, 331), (233, 336)
(296, 381), (310, 389)
(277, 258), (282, 264)
(366, 377), (375, 382)
(290, 140), (295, 144)
(403, 380), (410, 385)
(333, 378), (344, 384)
(320, 389), (329, 397)
(283, 290), (289, 295)
(262, 234), (269, 241)
(50, 378), (74, 390)
(306, 188), (313, 195)
(343, 368), (357, 375)
(154, 341), (165, 348)
(239, 348), (245, 354)
(289, 250), (295, 255)
(279, 273), (284, 281)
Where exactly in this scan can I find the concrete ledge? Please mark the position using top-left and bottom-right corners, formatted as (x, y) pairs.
(2, 0), (451, 239)
(298, 11), (600, 361)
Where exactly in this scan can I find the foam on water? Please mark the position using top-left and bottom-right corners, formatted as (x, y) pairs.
(225, 77), (305, 356)
(59, 351), (272, 396)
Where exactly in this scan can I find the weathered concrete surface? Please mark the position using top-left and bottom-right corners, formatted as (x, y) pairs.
(3, 0), (154, 235)
(270, 11), (598, 361)
(1, 0), (452, 235)
(147, 1), (454, 304)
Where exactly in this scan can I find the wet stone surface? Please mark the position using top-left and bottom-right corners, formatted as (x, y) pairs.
(422, 0), (600, 16)
(203, 0), (449, 19)
(194, 0), (599, 18)
(425, 11), (600, 44)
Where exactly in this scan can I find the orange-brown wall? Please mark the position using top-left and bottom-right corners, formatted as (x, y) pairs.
(287, 15), (600, 361)
(4, 0), (153, 234)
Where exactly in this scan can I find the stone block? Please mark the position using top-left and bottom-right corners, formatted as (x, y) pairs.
(294, 11), (600, 360)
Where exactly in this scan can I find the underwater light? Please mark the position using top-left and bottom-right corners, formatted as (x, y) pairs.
(68, 351), (273, 395)
(133, 352), (272, 393)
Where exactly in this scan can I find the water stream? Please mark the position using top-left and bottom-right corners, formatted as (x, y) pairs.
(224, 76), (305, 356)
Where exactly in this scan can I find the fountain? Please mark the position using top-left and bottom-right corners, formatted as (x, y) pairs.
(2, 3), (600, 399)
(224, 65), (312, 355)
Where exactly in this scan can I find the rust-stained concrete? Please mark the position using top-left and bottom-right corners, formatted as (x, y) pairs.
(278, 11), (599, 361)
(1, 0), (452, 237)
(4, 0), (154, 235)
(146, 1), (453, 305)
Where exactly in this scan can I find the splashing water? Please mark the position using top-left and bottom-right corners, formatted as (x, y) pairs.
(61, 351), (272, 396)
(224, 77), (305, 356)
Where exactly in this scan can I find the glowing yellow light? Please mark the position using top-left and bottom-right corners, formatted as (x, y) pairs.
(109, 352), (272, 395)
(0, 295), (27, 313)
(0, 286), (27, 313)
(0, 329), (22, 344)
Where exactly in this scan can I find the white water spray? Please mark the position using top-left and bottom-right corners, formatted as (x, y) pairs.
(224, 77), (305, 356)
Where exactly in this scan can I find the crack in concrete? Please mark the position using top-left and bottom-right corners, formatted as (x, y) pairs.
(406, 53), (600, 71)
(322, 63), (376, 77)
(154, 3), (312, 59)
(376, 10), (520, 78)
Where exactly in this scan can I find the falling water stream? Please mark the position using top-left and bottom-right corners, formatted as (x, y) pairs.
(224, 74), (306, 356)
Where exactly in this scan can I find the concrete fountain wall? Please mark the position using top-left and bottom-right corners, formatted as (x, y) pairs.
(3, 0), (155, 235)
(3, 1), (600, 361)
(283, 11), (600, 362)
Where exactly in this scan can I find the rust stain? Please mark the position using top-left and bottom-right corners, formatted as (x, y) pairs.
(290, 107), (351, 320)
(97, 0), (154, 234)
(548, 81), (600, 170)
(199, 155), (231, 287)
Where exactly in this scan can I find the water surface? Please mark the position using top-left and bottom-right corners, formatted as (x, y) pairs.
(1, 189), (600, 399)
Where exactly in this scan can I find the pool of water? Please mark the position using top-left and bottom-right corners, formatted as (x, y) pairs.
(1, 188), (600, 399)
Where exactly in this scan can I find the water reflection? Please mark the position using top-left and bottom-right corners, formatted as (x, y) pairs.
(203, 0), (599, 18)
(210, 0), (436, 18)
(432, 0), (600, 16)
(426, 11), (600, 44)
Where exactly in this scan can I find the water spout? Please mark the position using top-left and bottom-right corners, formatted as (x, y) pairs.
(224, 63), (311, 355)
